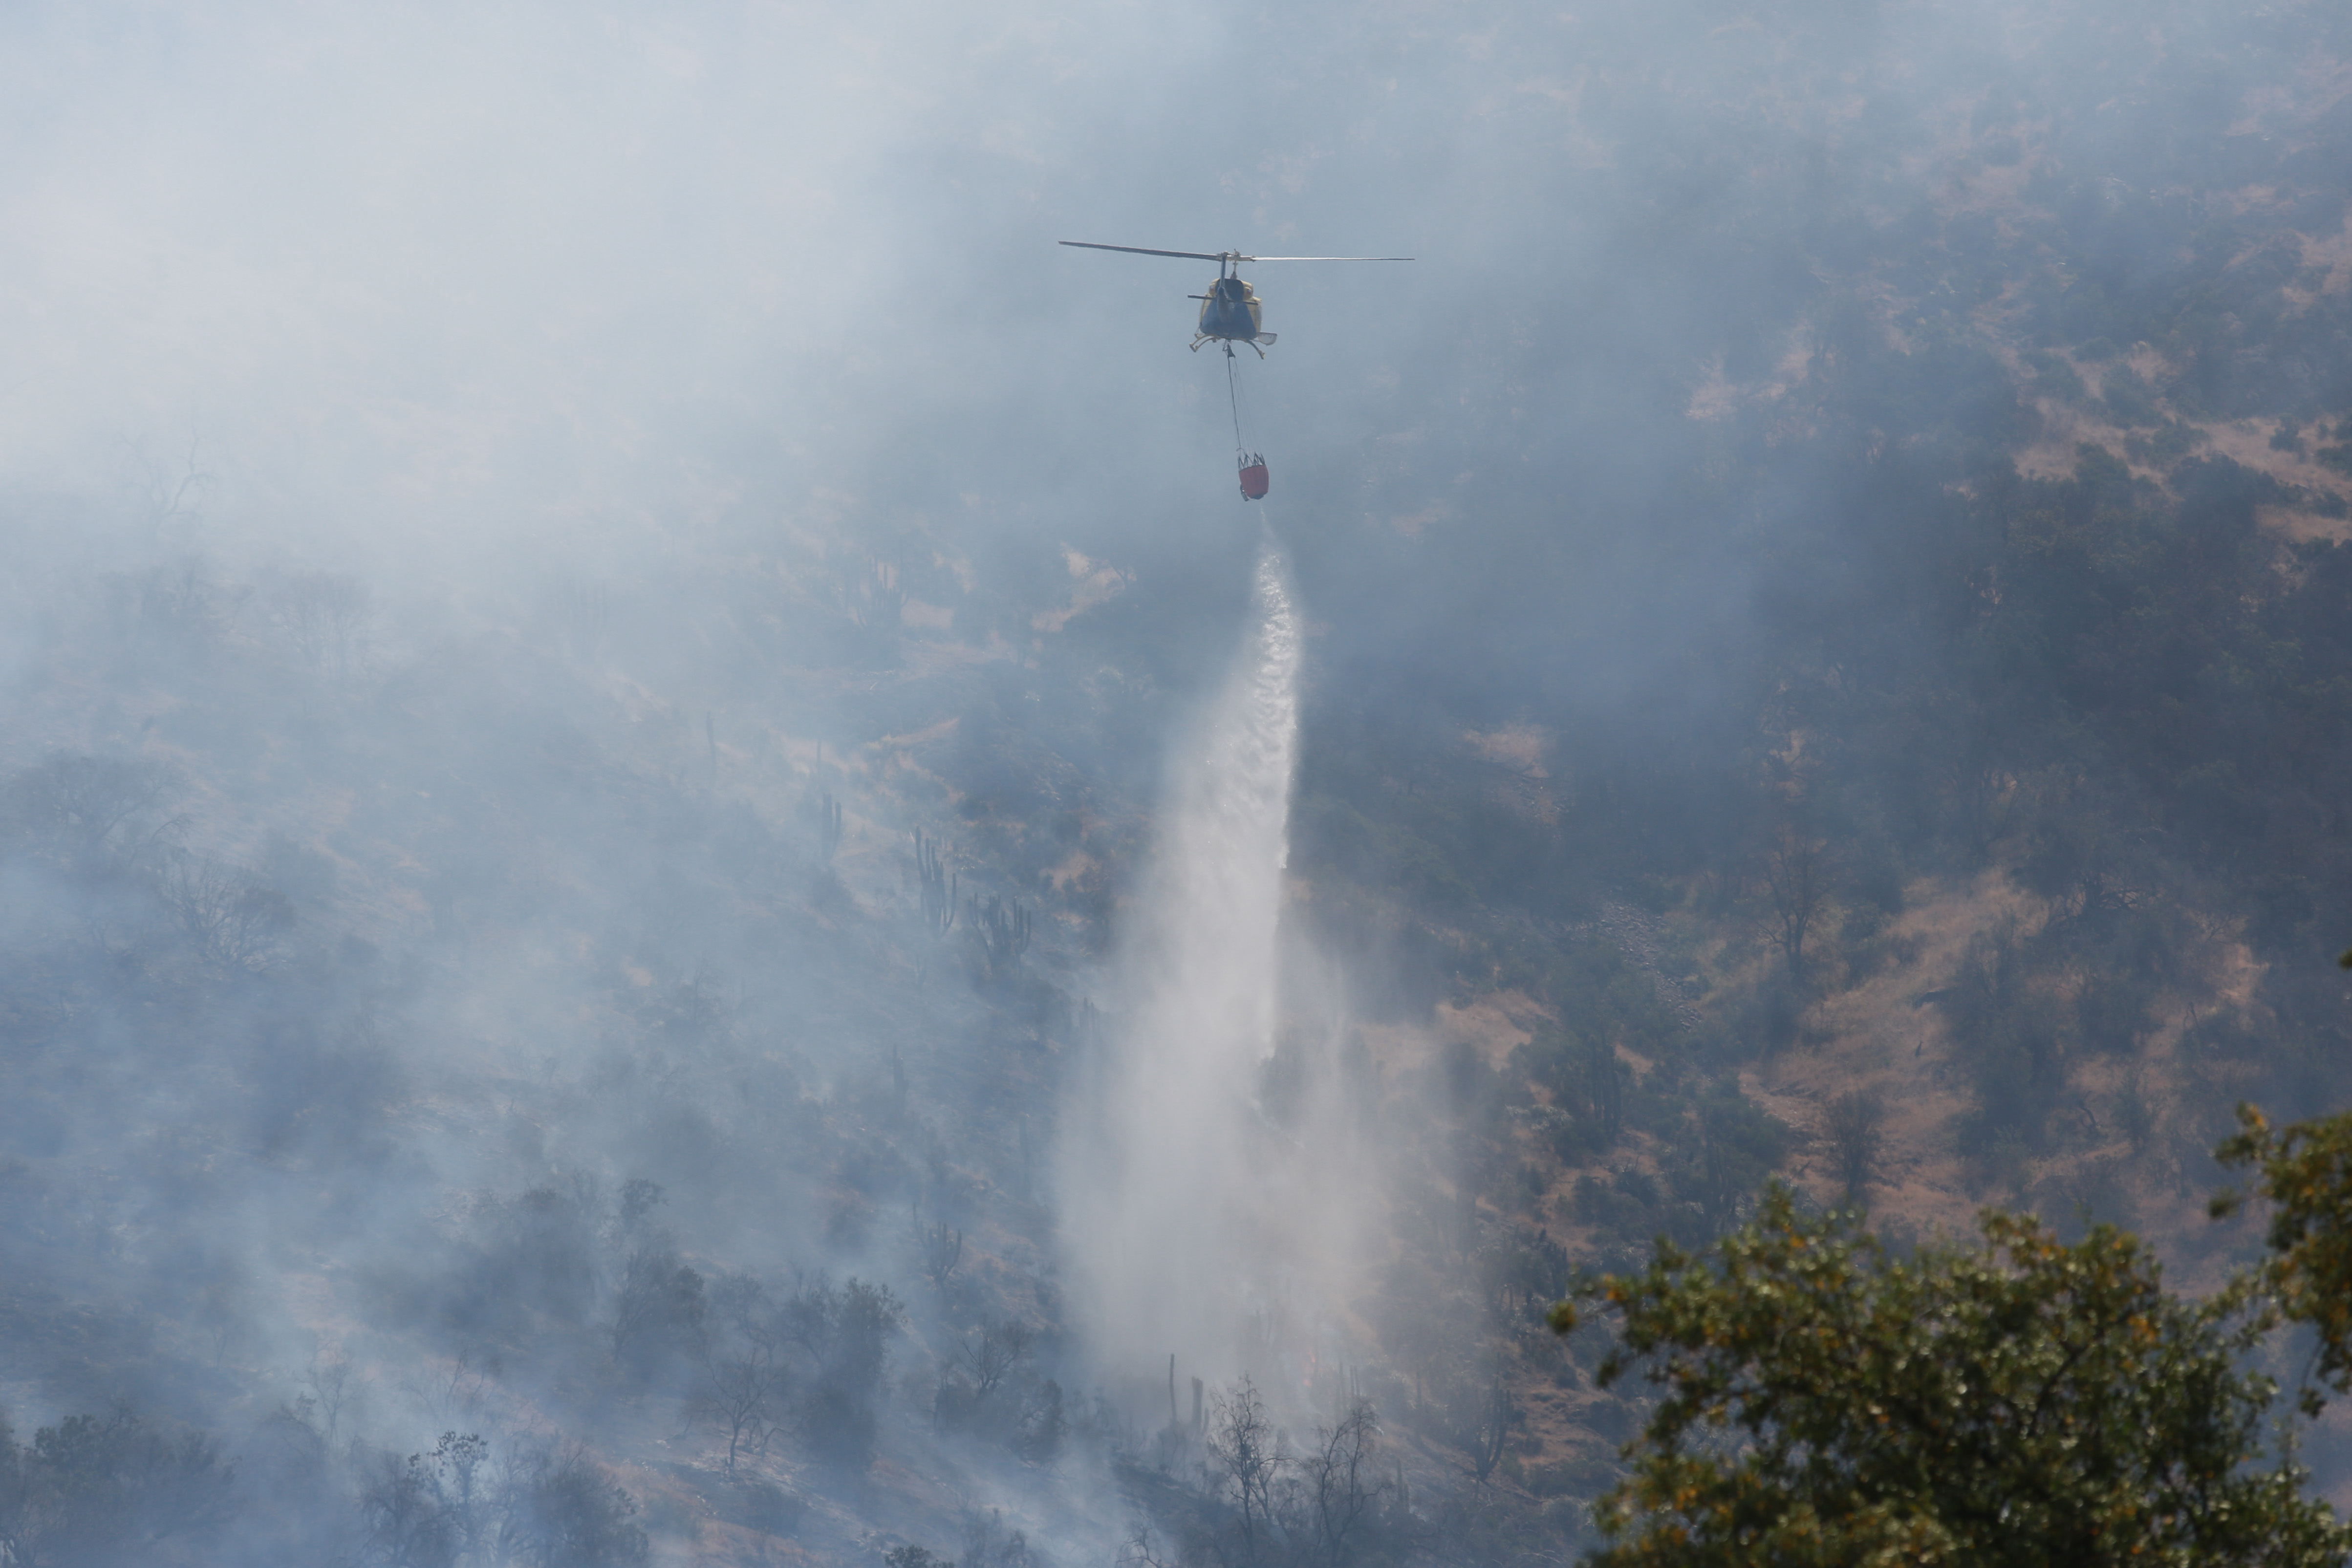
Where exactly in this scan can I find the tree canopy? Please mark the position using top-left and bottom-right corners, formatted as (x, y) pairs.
(2217, 1105), (2352, 1403)
(1551, 1160), (2352, 1567)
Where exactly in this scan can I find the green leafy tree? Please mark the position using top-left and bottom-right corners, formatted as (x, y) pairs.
(1548, 1187), (2345, 1567)
(2215, 1103), (2352, 1401)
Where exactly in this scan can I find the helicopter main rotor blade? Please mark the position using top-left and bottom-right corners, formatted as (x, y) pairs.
(1059, 241), (1229, 261)
(1239, 255), (1414, 263)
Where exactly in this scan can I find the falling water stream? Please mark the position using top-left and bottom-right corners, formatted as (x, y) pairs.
(1060, 543), (1374, 1417)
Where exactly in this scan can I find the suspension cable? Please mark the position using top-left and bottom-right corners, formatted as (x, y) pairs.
(1226, 346), (1245, 456)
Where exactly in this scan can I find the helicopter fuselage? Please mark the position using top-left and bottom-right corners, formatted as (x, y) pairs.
(1193, 275), (1273, 345)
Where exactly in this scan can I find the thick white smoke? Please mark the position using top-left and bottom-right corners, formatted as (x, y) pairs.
(1058, 543), (1381, 1419)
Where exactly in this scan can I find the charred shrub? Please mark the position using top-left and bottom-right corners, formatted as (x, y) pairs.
(495, 1444), (649, 1568)
(783, 1276), (902, 1469)
(358, 1433), (487, 1568)
(608, 1244), (706, 1382)
(1, 752), (187, 882)
(0, 1405), (233, 1568)
(431, 1178), (605, 1346)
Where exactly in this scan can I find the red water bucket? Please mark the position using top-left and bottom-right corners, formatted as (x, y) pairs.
(1238, 458), (1271, 501)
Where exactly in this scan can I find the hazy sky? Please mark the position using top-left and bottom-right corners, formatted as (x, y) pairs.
(0, 2), (1448, 576)
(4, 0), (2336, 745)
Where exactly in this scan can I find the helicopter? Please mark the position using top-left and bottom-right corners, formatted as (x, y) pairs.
(1059, 240), (1411, 499)
(1057, 241), (1412, 356)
